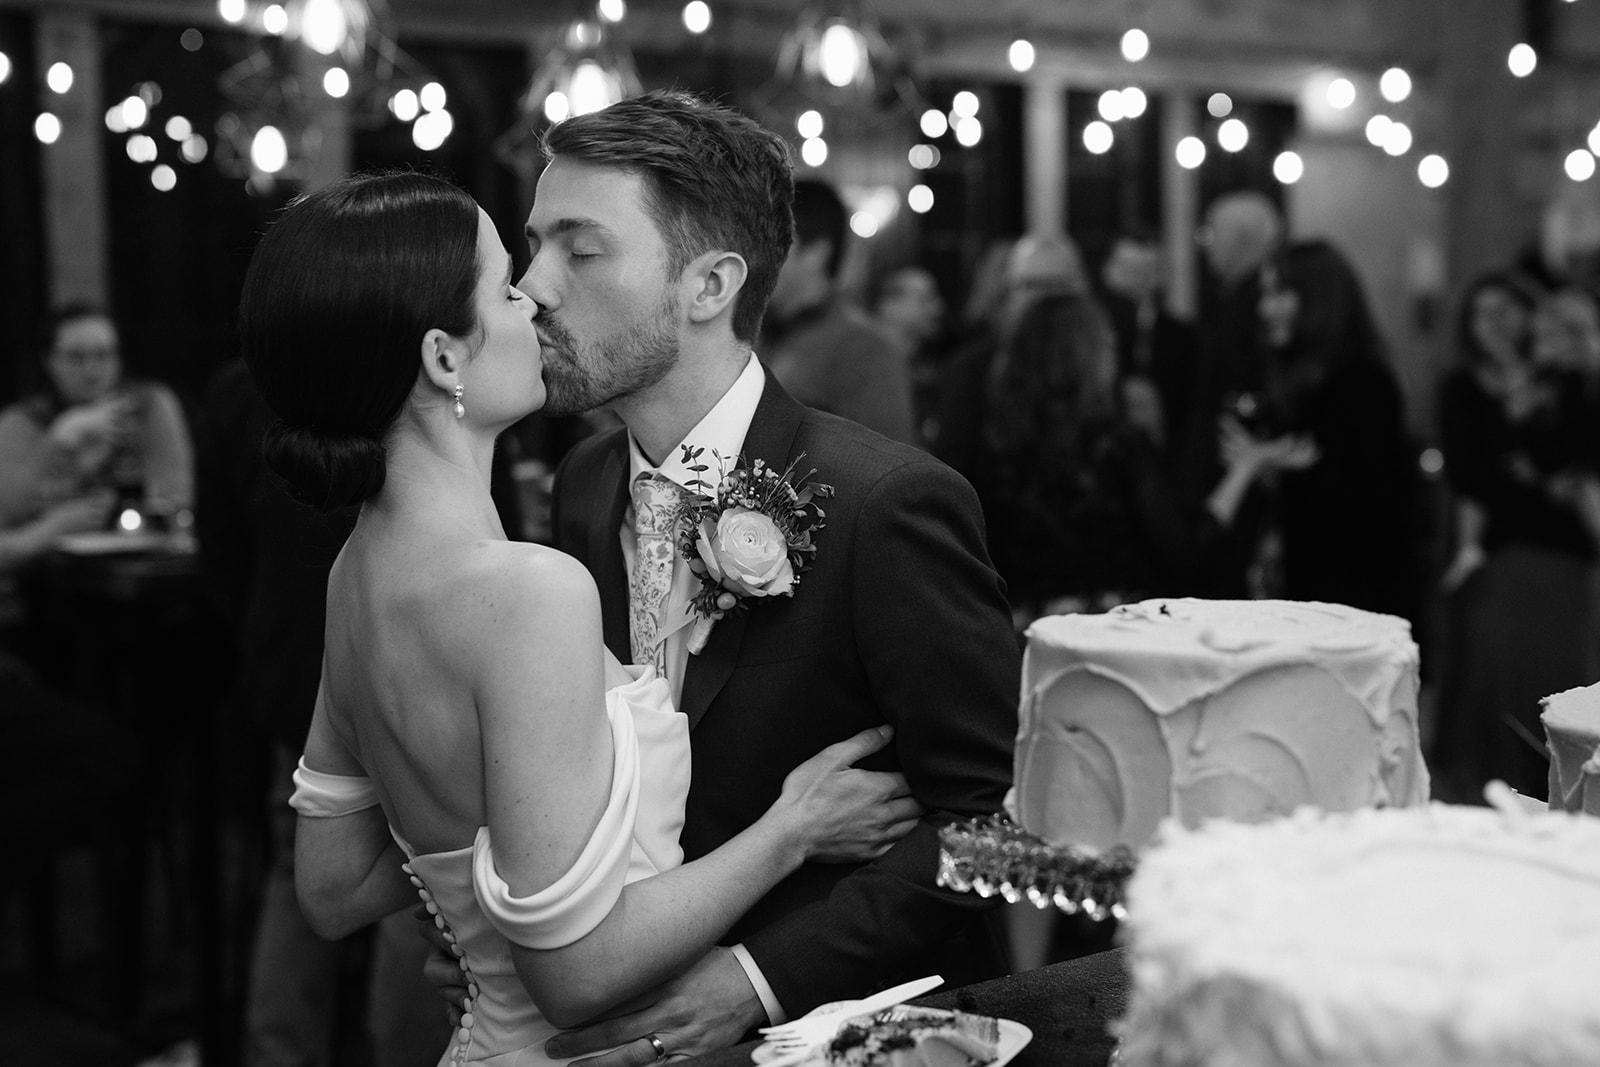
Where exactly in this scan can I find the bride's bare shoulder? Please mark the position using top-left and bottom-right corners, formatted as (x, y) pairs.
(455, 540), (599, 610)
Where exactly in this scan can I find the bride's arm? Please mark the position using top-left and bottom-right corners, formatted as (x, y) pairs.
(293, 681), (415, 940)
(473, 549), (912, 1030)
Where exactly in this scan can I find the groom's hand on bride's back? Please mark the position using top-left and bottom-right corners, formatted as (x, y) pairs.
(415, 903), (470, 1026)
(776, 724), (925, 864)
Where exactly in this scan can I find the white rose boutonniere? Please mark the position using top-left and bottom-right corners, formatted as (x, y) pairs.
(676, 447), (833, 653)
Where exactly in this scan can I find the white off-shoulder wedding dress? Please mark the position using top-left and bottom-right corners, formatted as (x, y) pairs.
(290, 667), (690, 1066)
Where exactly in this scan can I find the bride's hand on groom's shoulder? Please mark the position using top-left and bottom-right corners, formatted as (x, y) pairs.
(777, 725), (926, 864)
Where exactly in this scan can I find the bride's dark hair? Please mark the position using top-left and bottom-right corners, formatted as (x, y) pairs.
(239, 170), (481, 511)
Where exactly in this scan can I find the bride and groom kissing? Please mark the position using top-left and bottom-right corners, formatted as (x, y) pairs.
(241, 89), (1020, 1066)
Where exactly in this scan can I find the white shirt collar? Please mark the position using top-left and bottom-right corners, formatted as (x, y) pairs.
(627, 353), (766, 491)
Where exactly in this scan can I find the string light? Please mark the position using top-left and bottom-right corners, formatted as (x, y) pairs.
(1379, 67), (1412, 103)
(920, 108), (948, 138)
(1083, 120), (1113, 154)
(908, 184), (933, 213)
(1365, 114), (1392, 146)
(849, 210), (878, 238)
(151, 164), (177, 191)
(1326, 76), (1355, 109)
(1008, 38), (1035, 73)
(218, 0), (246, 24)
(908, 143), (939, 169)
(597, 0), (626, 22)
(1273, 150), (1304, 184)
(954, 115), (983, 147)
(1121, 87), (1147, 119)
(262, 4), (289, 36)
(1098, 89), (1125, 122)
(952, 91), (980, 118)
(34, 112), (62, 144)
(1175, 136), (1205, 169)
(797, 109), (824, 139)
(1217, 118), (1248, 152)
(419, 81), (447, 111)
(164, 115), (192, 140)
(1382, 120), (1413, 156)
(1566, 149), (1596, 182)
(1207, 93), (1232, 118)
(682, 1), (711, 35)
(323, 67), (350, 97)
(46, 62), (74, 94)
(1121, 28), (1149, 62)
(1417, 154), (1449, 188)
(801, 136), (828, 166)
(1508, 43), (1537, 77)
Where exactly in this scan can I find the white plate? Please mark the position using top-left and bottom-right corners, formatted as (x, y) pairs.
(54, 530), (172, 555)
(750, 1016), (1032, 1065)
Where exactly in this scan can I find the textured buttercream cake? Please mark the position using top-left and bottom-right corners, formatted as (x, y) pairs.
(1115, 803), (1600, 1067)
(1009, 599), (1429, 852)
(1542, 683), (1600, 816)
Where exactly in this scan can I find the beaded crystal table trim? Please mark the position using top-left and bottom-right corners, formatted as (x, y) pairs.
(936, 815), (1135, 921)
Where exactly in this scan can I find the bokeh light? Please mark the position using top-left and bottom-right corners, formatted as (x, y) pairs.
(908, 184), (934, 213)
(1273, 150), (1304, 184)
(1008, 39), (1035, 73)
(46, 62), (74, 94)
(1175, 136), (1206, 169)
(796, 109), (823, 139)
(1083, 120), (1113, 154)
(1218, 118), (1249, 152)
(683, 1), (711, 35)
(1121, 28), (1149, 62)
(1380, 67), (1412, 103)
(34, 113), (62, 144)
(151, 164), (177, 192)
(1508, 43), (1537, 78)
(1326, 76), (1355, 110)
(1417, 154), (1449, 188)
(1566, 149), (1596, 182)
(801, 137), (828, 167)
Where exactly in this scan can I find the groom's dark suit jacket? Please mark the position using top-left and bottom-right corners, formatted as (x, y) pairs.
(550, 370), (1020, 1015)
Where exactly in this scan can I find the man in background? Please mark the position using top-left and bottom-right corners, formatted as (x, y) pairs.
(764, 179), (917, 444)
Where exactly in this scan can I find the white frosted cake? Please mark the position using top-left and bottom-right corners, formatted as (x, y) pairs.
(1008, 599), (1429, 852)
(1115, 803), (1600, 1067)
(1542, 683), (1600, 816)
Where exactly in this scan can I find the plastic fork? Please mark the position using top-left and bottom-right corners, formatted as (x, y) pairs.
(756, 974), (945, 1056)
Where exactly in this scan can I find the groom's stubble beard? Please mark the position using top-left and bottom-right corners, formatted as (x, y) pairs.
(539, 291), (682, 417)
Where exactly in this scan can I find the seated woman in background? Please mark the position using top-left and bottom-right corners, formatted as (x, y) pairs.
(0, 304), (194, 528)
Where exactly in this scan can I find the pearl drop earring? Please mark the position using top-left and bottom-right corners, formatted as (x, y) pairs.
(452, 384), (465, 419)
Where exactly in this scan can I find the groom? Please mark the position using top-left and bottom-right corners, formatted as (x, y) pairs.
(525, 91), (1020, 1066)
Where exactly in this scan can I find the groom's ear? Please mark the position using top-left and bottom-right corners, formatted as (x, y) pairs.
(684, 250), (748, 325)
(418, 327), (467, 393)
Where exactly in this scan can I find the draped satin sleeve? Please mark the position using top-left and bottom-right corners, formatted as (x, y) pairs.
(288, 756), (381, 817)
(471, 668), (679, 951)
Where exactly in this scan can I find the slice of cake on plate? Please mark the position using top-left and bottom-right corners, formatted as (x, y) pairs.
(823, 1006), (1001, 1067)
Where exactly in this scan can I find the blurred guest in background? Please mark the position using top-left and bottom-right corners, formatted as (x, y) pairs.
(933, 233), (1082, 484)
(1178, 192), (1285, 508)
(1250, 240), (1419, 619)
(1098, 229), (1197, 457)
(1435, 273), (1600, 800)
(868, 263), (947, 446)
(196, 359), (448, 1067)
(0, 304), (193, 529)
(764, 179), (917, 444)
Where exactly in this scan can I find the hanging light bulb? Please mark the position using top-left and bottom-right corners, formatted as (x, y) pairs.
(1508, 43), (1537, 77)
(46, 62), (74, 94)
(1273, 150), (1304, 184)
(34, 113), (62, 144)
(1417, 154), (1449, 188)
(818, 21), (867, 88)
(683, 1), (711, 35)
(1008, 38), (1035, 73)
(1380, 67), (1412, 103)
(1175, 136), (1206, 169)
(299, 0), (349, 56)
(1121, 28), (1149, 62)
(251, 125), (289, 173)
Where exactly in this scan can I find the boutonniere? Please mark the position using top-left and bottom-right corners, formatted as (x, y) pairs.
(675, 446), (834, 654)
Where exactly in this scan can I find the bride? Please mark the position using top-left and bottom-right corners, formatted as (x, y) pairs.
(237, 171), (921, 1065)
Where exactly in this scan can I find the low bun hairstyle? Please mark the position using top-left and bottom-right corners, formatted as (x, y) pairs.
(239, 170), (481, 511)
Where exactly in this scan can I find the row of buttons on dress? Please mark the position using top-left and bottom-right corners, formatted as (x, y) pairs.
(403, 861), (481, 1064)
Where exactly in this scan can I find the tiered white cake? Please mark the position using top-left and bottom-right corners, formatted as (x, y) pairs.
(1008, 599), (1429, 852)
(1542, 683), (1600, 816)
(1115, 803), (1600, 1067)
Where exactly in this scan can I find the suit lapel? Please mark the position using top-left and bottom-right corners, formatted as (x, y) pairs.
(589, 440), (632, 663)
(677, 370), (808, 731)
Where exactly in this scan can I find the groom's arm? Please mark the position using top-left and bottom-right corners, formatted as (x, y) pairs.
(739, 454), (1020, 1014)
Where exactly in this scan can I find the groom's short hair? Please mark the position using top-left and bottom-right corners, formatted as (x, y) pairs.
(542, 90), (795, 345)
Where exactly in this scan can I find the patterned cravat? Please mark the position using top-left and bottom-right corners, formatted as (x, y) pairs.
(628, 472), (682, 678)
